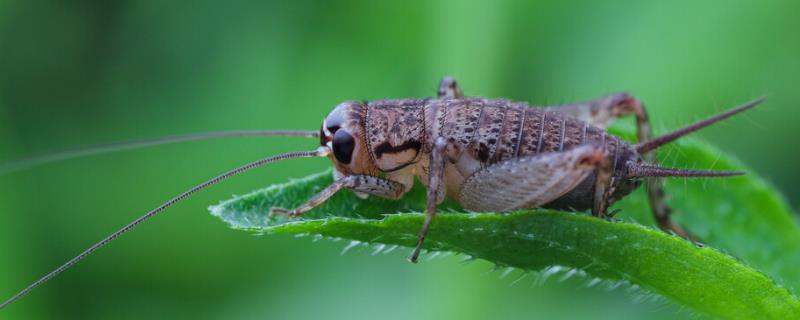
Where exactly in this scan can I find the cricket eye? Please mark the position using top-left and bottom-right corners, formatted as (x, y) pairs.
(332, 129), (355, 164)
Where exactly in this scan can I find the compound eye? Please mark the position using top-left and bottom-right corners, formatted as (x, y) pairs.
(332, 129), (355, 164)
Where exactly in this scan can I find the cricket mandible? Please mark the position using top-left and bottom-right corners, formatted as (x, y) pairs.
(0, 76), (763, 309)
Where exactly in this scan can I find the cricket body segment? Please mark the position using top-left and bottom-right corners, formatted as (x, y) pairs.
(308, 77), (760, 262)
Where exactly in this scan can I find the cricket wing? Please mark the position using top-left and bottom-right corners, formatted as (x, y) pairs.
(458, 145), (605, 212)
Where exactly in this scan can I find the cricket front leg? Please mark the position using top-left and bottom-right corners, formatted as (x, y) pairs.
(270, 175), (406, 217)
(409, 137), (447, 263)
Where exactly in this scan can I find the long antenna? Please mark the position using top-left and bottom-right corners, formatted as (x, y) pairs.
(0, 147), (329, 310)
(0, 130), (319, 175)
(635, 97), (765, 154)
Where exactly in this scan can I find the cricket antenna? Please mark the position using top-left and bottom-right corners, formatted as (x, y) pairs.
(0, 130), (319, 175)
(627, 163), (745, 178)
(635, 97), (766, 154)
(0, 147), (330, 310)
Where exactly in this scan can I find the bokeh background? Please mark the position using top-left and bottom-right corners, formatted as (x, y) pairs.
(1, 0), (798, 319)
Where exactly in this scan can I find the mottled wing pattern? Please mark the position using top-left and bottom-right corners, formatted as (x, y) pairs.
(458, 145), (604, 212)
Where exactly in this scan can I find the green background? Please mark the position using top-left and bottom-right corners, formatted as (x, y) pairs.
(1, 0), (797, 319)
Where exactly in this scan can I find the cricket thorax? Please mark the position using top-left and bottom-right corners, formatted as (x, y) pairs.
(364, 99), (428, 172)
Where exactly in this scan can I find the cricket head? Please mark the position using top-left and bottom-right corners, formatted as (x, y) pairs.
(320, 101), (377, 176)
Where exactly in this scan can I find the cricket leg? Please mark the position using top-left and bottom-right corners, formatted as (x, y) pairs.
(647, 179), (695, 240)
(546, 92), (652, 142)
(458, 145), (607, 212)
(437, 76), (464, 99)
(591, 150), (614, 218)
(409, 137), (448, 263)
(546, 92), (655, 165)
(270, 175), (406, 217)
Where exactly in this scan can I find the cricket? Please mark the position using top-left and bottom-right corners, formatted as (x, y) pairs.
(0, 76), (763, 310)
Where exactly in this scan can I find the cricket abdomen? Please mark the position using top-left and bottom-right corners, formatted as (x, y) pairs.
(430, 98), (624, 166)
(426, 98), (637, 211)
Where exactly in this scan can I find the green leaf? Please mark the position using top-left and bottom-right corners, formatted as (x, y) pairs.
(210, 133), (800, 319)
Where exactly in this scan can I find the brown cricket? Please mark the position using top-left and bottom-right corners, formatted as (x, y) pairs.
(0, 77), (762, 309)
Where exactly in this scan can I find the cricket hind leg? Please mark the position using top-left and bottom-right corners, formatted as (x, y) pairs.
(270, 175), (406, 217)
(548, 93), (695, 240)
(546, 92), (652, 142)
(647, 179), (695, 240)
(458, 145), (607, 212)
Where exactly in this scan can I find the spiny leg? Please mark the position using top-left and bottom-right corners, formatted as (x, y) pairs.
(409, 137), (447, 263)
(458, 145), (607, 212)
(546, 92), (652, 142)
(437, 76), (464, 99)
(271, 175), (406, 217)
(647, 179), (694, 240)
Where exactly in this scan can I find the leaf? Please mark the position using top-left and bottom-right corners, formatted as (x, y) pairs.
(210, 133), (800, 319)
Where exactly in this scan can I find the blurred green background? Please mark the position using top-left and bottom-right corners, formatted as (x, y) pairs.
(1, 0), (798, 319)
